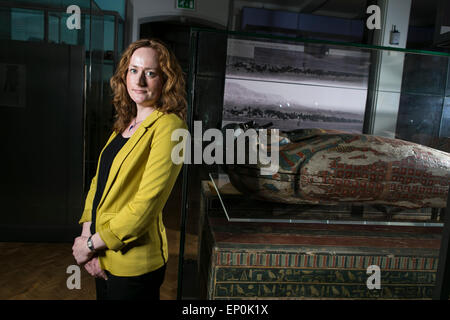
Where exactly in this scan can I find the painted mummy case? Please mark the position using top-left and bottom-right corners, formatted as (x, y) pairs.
(223, 126), (450, 209)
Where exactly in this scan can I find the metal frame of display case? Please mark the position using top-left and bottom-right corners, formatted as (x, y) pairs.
(178, 27), (450, 300)
(177, 28), (198, 300)
(433, 190), (450, 299)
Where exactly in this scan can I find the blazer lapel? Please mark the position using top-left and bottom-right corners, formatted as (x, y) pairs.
(96, 110), (165, 212)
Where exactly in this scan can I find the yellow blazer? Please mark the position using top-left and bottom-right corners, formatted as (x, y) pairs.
(79, 110), (187, 276)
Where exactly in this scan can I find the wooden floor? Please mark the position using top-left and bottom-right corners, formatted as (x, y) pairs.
(0, 228), (198, 300)
(0, 177), (199, 300)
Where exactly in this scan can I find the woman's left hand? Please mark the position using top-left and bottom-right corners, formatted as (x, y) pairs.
(72, 236), (94, 265)
(84, 257), (108, 280)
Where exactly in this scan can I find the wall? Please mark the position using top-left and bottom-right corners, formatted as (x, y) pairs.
(130, 0), (229, 42)
(371, 0), (412, 138)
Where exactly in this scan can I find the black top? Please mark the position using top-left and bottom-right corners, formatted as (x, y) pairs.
(91, 133), (129, 234)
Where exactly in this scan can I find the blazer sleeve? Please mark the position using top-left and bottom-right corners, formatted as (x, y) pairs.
(98, 116), (187, 251)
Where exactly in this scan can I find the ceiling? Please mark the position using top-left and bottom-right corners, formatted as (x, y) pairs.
(237, 0), (439, 27)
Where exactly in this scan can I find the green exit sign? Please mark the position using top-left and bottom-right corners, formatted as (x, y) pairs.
(176, 0), (195, 10)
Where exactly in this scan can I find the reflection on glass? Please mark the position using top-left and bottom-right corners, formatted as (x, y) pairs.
(84, 15), (90, 50)
(402, 53), (447, 96)
(118, 21), (124, 55)
(0, 7), (11, 40)
(60, 11), (80, 45)
(188, 29), (450, 225)
(11, 8), (44, 42)
(10, 0), (93, 10)
(48, 12), (60, 43)
(103, 15), (115, 52)
(182, 28), (450, 301)
(440, 101), (450, 138)
(396, 94), (443, 146)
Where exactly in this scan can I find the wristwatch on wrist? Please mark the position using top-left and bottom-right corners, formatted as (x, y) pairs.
(87, 235), (96, 252)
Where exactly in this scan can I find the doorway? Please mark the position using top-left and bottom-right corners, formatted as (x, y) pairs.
(140, 19), (216, 72)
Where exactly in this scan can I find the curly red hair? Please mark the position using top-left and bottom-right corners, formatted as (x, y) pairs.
(110, 38), (187, 133)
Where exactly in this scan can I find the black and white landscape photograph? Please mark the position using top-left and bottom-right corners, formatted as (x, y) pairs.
(223, 38), (371, 133)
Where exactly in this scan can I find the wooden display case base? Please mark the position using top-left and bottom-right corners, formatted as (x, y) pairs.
(198, 181), (442, 300)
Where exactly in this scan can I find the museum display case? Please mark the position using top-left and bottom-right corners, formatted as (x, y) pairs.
(0, 0), (124, 241)
(177, 28), (450, 299)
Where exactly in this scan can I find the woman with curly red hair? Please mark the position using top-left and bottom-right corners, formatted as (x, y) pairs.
(72, 38), (187, 300)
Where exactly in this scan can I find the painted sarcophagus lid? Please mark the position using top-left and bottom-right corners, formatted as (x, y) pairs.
(223, 123), (450, 209)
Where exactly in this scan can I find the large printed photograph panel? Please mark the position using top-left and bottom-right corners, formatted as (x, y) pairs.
(223, 38), (371, 133)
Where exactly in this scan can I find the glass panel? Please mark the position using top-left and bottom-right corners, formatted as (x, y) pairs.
(396, 94), (443, 145)
(84, 12), (105, 181)
(0, 7), (11, 40)
(102, 60), (114, 82)
(59, 10), (81, 45)
(48, 11), (60, 43)
(48, 9), (87, 46)
(402, 54), (448, 96)
(186, 30), (450, 223)
(103, 14), (115, 52)
(446, 61), (450, 97)
(224, 37), (370, 133)
(11, 8), (44, 42)
(7, 0), (93, 10)
(118, 20), (124, 55)
(182, 29), (450, 300)
(89, 0), (102, 13)
(84, 14), (90, 51)
(94, 0), (125, 19)
(440, 99), (450, 138)
(0, 0), (125, 243)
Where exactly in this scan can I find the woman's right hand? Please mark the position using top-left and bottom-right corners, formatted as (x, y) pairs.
(84, 257), (108, 280)
(80, 222), (107, 280)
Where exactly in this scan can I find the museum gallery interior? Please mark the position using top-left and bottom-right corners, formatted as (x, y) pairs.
(0, 0), (450, 301)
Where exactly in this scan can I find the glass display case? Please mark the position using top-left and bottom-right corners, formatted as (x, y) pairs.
(0, 1), (124, 242)
(178, 28), (450, 300)
(0, 0), (125, 185)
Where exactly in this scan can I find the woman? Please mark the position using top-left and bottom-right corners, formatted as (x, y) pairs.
(72, 38), (187, 300)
